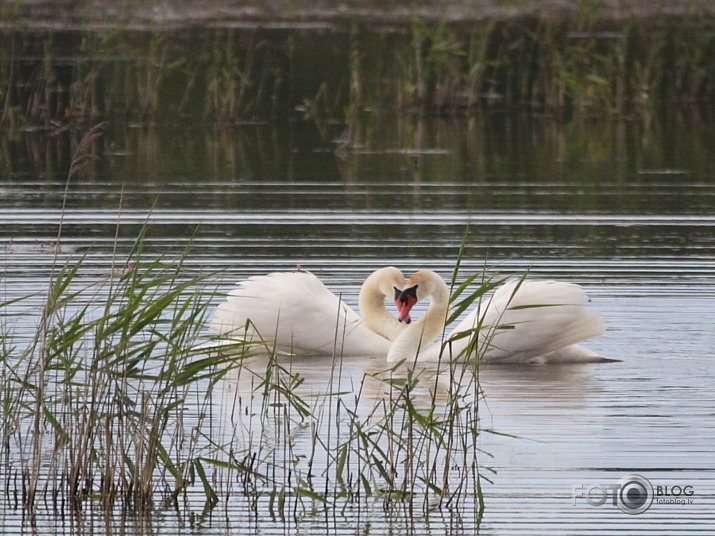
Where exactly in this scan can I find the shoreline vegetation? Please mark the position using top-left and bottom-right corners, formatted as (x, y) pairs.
(1, 1), (715, 127)
(2, 238), (487, 524)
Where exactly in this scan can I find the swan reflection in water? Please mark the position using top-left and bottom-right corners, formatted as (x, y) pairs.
(207, 349), (605, 491)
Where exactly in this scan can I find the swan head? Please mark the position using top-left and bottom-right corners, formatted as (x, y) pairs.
(360, 266), (411, 323)
(397, 270), (446, 323)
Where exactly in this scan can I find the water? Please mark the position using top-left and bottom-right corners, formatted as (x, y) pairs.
(2, 108), (715, 533)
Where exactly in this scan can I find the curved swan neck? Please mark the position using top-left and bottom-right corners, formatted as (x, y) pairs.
(413, 271), (450, 342)
(387, 271), (450, 362)
(359, 267), (405, 341)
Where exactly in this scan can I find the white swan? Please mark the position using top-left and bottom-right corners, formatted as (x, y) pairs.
(210, 267), (407, 357)
(388, 270), (611, 364)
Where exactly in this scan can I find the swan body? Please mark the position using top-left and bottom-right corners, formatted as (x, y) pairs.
(210, 267), (406, 357)
(388, 271), (610, 364)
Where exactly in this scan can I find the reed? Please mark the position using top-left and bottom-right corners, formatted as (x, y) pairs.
(1, 243), (497, 524)
(2, 9), (714, 127)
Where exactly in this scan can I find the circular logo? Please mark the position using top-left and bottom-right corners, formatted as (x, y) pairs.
(616, 474), (654, 515)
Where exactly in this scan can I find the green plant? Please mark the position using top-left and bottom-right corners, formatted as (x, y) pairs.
(1, 236), (508, 525)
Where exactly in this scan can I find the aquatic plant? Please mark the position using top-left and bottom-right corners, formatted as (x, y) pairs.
(1, 255), (495, 519)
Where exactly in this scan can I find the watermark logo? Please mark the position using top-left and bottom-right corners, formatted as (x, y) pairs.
(572, 474), (694, 515)
(615, 474), (653, 514)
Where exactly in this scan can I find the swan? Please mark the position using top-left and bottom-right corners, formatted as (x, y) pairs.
(388, 270), (611, 364)
(210, 267), (407, 357)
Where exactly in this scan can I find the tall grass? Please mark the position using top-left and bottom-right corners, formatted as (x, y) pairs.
(0, 233), (247, 518)
(1, 248), (494, 524)
(0, 123), (245, 521)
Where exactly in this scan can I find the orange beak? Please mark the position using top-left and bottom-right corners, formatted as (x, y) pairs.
(396, 286), (418, 323)
(395, 298), (412, 324)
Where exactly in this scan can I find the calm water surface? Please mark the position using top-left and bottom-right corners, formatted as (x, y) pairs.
(1, 112), (714, 534)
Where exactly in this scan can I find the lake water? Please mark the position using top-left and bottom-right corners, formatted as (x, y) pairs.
(1, 109), (715, 534)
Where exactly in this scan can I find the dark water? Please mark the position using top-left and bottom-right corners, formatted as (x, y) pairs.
(1, 109), (715, 534)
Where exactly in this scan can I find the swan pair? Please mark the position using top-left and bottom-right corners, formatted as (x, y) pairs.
(210, 267), (611, 364)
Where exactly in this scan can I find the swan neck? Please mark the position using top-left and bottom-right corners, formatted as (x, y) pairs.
(359, 270), (402, 341)
(417, 276), (450, 341)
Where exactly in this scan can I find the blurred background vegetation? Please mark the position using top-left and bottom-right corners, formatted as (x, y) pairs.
(2, 0), (714, 128)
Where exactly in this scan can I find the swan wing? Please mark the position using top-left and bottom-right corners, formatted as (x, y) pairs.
(210, 271), (391, 357)
(438, 280), (606, 363)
